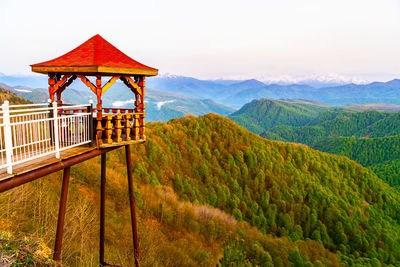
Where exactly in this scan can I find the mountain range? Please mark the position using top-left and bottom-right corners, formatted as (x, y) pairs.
(3, 73), (400, 109)
(146, 75), (400, 107)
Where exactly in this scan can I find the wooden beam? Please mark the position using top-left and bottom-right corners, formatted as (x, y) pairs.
(59, 75), (77, 94)
(77, 75), (97, 94)
(121, 76), (142, 96)
(101, 75), (120, 95)
(53, 75), (71, 94)
(0, 147), (117, 194)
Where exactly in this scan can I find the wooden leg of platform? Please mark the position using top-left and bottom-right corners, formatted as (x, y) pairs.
(100, 153), (106, 265)
(54, 167), (71, 263)
(125, 145), (140, 267)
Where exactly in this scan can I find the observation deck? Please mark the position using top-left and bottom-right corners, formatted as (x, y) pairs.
(0, 100), (145, 180)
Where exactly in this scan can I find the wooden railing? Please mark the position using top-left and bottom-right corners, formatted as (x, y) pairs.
(96, 108), (145, 146)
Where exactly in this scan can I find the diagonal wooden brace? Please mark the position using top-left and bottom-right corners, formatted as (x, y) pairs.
(120, 76), (142, 96)
(77, 75), (97, 94)
(101, 76), (121, 95)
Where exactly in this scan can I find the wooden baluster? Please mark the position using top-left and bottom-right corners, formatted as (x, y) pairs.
(105, 116), (113, 144)
(134, 114), (140, 140)
(115, 114), (122, 142)
(96, 119), (103, 145)
(139, 113), (145, 140)
(125, 114), (132, 141)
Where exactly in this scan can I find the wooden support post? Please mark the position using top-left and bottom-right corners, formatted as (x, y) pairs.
(125, 145), (140, 267)
(100, 153), (106, 265)
(56, 90), (63, 105)
(54, 167), (71, 263)
(96, 76), (103, 147)
(48, 73), (56, 102)
(139, 77), (145, 139)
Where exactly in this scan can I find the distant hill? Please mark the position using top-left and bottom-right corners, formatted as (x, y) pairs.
(278, 98), (331, 107)
(264, 110), (390, 146)
(0, 87), (32, 105)
(230, 98), (399, 143)
(229, 98), (329, 134)
(344, 102), (400, 112)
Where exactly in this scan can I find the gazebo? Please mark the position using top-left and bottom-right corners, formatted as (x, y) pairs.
(31, 34), (158, 147)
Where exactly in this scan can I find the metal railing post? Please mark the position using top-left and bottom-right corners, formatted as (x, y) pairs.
(53, 102), (60, 158)
(2, 101), (13, 174)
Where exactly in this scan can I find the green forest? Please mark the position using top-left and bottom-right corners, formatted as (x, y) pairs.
(231, 98), (400, 190)
(315, 136), (400, 188)
(3, 114), (399, 266)
(229, 98), (330, 134)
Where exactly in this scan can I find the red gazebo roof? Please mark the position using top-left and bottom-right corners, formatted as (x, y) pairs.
(31, 34), (158, 76)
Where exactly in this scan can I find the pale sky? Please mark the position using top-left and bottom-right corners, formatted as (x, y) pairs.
(1, 0), (400, 82)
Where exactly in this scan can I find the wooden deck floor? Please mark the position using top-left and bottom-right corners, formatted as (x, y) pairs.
(0, 146), (96, 182)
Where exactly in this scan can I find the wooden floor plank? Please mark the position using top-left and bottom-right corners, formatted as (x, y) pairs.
(0, 146), (96, 181)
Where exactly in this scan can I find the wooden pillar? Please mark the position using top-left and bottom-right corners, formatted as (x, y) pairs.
(54, 167), (71, 262)
(96, 76), (103, 147)
(134, 90), (140, 140)
(100, 153), (106, 265)
(48, 73), (56, 102)
(56, 90), (63, 105)
(125, 145), (140, 267)
(139, 77), (145, 139)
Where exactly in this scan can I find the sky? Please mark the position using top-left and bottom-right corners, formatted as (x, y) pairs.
(1, 0), (400, 83)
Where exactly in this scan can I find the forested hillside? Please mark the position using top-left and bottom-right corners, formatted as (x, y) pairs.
(233, 99), (400, 191)
(315, 136), (400, 187)
(229, 98), (329, 134)
(2, 114), (399, 266)
(231, 99), (400, 144)
(262, 110), (391, 146)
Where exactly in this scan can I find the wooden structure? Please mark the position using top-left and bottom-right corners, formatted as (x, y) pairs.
(0, 34), (158, 266)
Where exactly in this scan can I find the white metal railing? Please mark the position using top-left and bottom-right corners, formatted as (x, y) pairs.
(0, 101), (93, 174)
